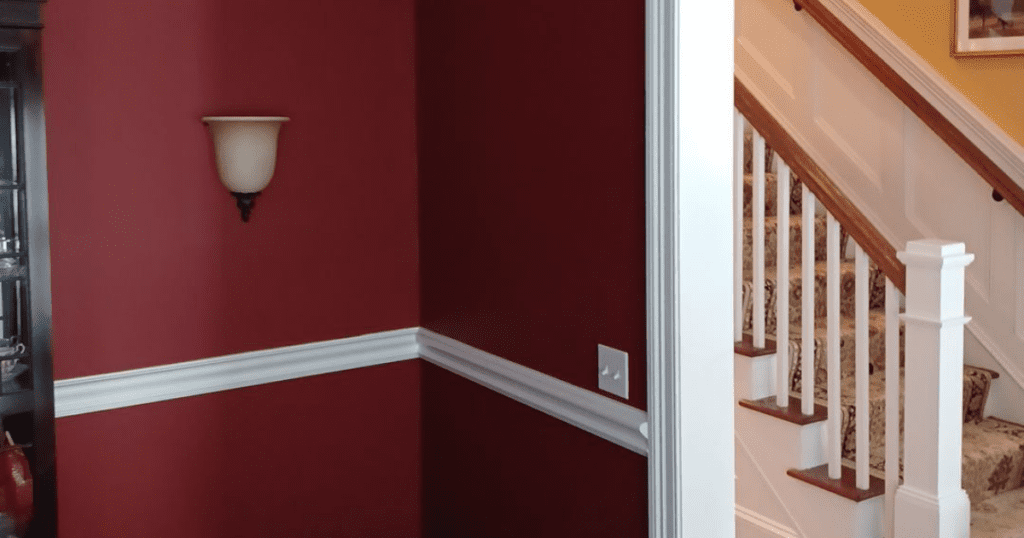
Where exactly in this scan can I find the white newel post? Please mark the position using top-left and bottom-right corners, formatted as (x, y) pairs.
(894, 240), (974, 538)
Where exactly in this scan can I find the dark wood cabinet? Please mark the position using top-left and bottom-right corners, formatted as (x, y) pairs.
(0, 2), (55, 537)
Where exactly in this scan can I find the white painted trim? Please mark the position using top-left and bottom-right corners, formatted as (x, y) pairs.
(646, 1), (674, 531)
(416, 329), (649, 456)
(54, 328), (420, 418)
(820, 0), (1024, 192)
(54, 327), (651, 461)
(647, 0), (736, 536)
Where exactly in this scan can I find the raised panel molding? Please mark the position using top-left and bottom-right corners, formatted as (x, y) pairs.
(735, 65), (900, 248)
(813, 117), (884, 192)
(809, 25), (901, 196)
(737, 37), (796, 103)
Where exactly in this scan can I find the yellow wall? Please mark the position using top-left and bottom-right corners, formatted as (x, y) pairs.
(856, 0), (1024, 145)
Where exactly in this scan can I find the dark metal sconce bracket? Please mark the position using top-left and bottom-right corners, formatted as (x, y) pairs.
(231, 191), (261, 222)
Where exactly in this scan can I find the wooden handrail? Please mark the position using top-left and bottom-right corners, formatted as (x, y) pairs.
(735, 78), (906, 293)
(795, 0), (1024, 221)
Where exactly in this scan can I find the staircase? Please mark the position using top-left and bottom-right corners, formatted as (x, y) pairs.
(736, 129), (1024, 538)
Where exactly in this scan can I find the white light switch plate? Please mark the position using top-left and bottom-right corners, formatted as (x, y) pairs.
(598, 344), (628, 399)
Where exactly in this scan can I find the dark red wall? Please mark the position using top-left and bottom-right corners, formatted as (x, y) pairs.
(42, 0), (421, 535)
(417, 0), (647, 408)
(416, 1), (647, 537)
(57, 361), (423, 538)
(421, 363), (647, 538)
(44, 0), (419, 379)
(42, 0), (648, 534)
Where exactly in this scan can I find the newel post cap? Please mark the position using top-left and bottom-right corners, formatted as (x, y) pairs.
(896, 239), (974, 269)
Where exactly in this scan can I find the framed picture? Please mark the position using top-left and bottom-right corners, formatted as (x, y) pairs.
(953, 0), (1024, 56)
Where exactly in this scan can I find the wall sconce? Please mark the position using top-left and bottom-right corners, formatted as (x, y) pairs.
(202, 116), (290, 222)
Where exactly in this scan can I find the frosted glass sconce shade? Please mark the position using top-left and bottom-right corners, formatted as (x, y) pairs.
(202, 116), (289, 222)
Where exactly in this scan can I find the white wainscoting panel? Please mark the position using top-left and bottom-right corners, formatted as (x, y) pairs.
(735, 0), (809, 126)
(417, 328), (649, 456)
(811, 26), (902, 195)
(903, 110), (993, 301)
(54, 328), (420, 418)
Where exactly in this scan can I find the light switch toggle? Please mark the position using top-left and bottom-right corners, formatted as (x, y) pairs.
(598, 344), (628, 399)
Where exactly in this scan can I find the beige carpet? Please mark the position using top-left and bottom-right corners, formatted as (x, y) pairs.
(973, 488), (1024, 538)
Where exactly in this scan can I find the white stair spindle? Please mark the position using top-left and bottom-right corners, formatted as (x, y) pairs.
(775, 161), (791, 408)
(884, 278), (900, 538)
(734, 110), (745, 343)
(855, 243), (869, 489)
(801, 184), (815, 415)
(827, 213), (841, 479)
(753, 130), (766, 348)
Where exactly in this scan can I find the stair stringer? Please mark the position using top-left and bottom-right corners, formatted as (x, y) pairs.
(735, 352), (884, 538)
(735, 0), (1024, 425)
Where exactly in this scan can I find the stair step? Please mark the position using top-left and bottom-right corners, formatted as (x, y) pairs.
(798, 363), (992, 451)
(743, 172), (793, 218)
(971, 486), (1024, 538)
(787, 463), (885, 502)
(743, 214), (828, 271)
(742, 260), (886, 334)
(742, 367), (1009, 507)
(743, 170), (812, 218)
(738, 395), (827, 425)
(734, 333), (776, 357)
(963, 417), (1024, 506)
(743, 129), (777, 176)
(807, 365), (1001, 506)
(742, 310), (897, 387)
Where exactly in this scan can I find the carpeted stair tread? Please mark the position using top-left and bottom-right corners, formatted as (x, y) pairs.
(743, 129), (779, 177)
(744, 308), (896, 385)
(803, 367), (891, 476)
(743, 172), (800, 218)
(743, 259), (886, 332)
(743, 169), (810, 216)
(794, 365), (997, 500)
(963, 417), (1024, 506)
(972, 487), (1024, 538)
(743, 214), (828, 271)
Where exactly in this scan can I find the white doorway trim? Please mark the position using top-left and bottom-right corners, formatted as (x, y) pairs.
(646, 0), (736, 537)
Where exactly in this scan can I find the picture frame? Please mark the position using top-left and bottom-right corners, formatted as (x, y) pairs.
(953, 0), (1024, 56)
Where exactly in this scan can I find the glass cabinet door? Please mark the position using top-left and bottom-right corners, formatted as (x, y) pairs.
(0, 14), (57, 538)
